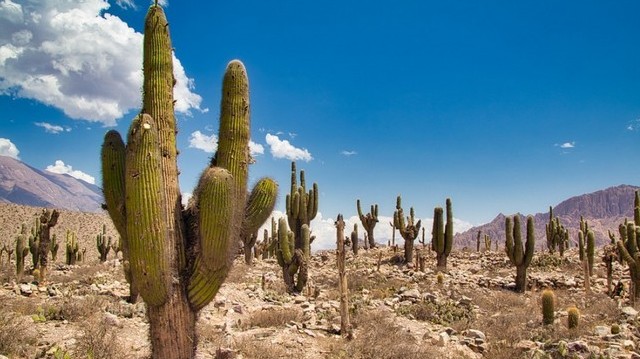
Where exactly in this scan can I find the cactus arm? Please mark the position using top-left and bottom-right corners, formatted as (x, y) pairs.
(444, 198), (453, 256)
(513, 216), (524, 265)
(617, 240), (636, 270)
(187, 167), (234, 311)
(523, 216), (535, 268)
(101, 130), (127, 238)
(243, 178), (278, 235)
(125, 113), (170, 306)
(505, 217), (515, 264)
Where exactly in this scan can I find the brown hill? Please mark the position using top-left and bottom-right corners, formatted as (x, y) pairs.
(0, 155), (103, 213)
(454, 184), (639, 249)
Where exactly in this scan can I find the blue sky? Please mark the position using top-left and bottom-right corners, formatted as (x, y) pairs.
(1, 0), (639, 249)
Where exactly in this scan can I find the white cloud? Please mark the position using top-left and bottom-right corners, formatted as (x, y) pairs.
(181, 192), (192, 207)
(189, 130), (217, 153)
(341, 150), (357, 156)
(627, 119), (640, 131)
(189, 130), (264, 156)
(0, 0), (201, 126)
(0, 138), (19, 159)
(45, 160), (95, 184)
(265, 133), (312, 162)
(256, 211), (475, 252)
(115, 0), (136, 9)
(559, 142), (575, 149)
(35, 121), (65, 134)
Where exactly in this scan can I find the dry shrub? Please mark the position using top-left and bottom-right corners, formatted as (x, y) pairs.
(44, 295), (108, 321)
(238, 307), (303, 330)
(348, 271), (405, 300)
(74, 317), (128, 359)
(225, 263), (251, 284)
(343, 309), (445, 359)
(0, 308), (38, 357)
(198, 321), (226, 348)
(233, 337), (289, 359)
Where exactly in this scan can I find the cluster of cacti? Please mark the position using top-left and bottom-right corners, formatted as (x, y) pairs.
(258, 217), (279, 260)
(275, 217), (310, 293)
(356, 200), (378, 249)
(37, 208), (60, 281)
(505, 215), (535, 293)
(65, 230), (80, 265)
(393, 196), (421, 264)
(545, 207), (569, 256)
(577, 219), (595, 277)
(96, 224), (112, 263)
(432, 198), (453, 271)
(616, 222), (640, 304)
(99, 4), (277, 356)
(15, 223), (29, 281)
(541, 289), (555, 325)
(286, 162), (318, 248)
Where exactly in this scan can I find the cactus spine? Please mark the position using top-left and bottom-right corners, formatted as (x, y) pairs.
(541, 289), (555, 325)
(37, 208), (60, 281)
(432, 198), (453, 271)
(393, 196), (421, 264)
(505, 215), (535, 293)
(96, 224), (111, 262)
(357, 200), (378, 249)
(100, 5), (277, 357)
(15, 224), (29, 281)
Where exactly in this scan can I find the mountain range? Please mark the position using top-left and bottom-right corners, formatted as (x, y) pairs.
(453, 184), (639, 249)
(0, 155), (103, 212)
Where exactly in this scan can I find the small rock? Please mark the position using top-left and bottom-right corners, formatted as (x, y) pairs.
(103, 312), (121, 328)
(622, 340), (635, 350)
(594, 326), (610, 337)
(19, 283), (32, 295)
(567, 340), (589, 353)
(621, 306), (638, 319)
(464, 329), (486, 343)
(401, 289), (421, 301)
(516, 340), (538, 351)
(437, 332), (450, 347)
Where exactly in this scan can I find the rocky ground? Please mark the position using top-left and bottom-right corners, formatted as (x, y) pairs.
(1, 242), (639, 359)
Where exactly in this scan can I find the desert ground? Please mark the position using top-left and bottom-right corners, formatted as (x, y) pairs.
(0, 204), (638, 359)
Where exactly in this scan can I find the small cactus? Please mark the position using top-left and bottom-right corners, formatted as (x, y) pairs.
(96, 224), (111, 262)
(275, 217), (310, 293)
(65, 230), (79, 265)
(15, 224), (29, 281)
(611, 323), (621, 335)
(50, 234), (59, 262)
(505, 215), (535, 293)
(541, 289), (555, 325)
(351, 223), (359, 255)
(436, 272), (444, 285)
(567, 306), (580, 329)
(432, 198), (454, 271)
(394, 196), (421, 264)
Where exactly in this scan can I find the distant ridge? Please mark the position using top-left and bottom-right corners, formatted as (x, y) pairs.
(454, 184), (640, 249)
(0, 155), (103, 212)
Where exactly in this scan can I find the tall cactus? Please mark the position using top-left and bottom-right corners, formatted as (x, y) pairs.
(432, 198), (454, 271)
(275, 217), (310, 293)
(505, 215), (535, 293)
(65, 230), (79, 266)
(28, 217), (40, 270)
(393, 196), (421, 264)
(99, 5), (277, 357)
(357, 200), (378, 249)
(96, 224), (111, 262)
(286, 162), (318, 250)
(617, 222), (640, 303)
(50, 234), (59, 262)
(15, 224), (29, 282)
(351, 223), (359, 255)
(37, 208), (60, 281)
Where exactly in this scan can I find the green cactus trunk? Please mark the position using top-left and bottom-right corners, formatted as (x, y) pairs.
(433, 198), (453, 271)
(357, 200), (378, 249)
(505, 215), (535, 293)
(100, 5), (277, 358)
(394, 196), (421, 265)
(37, 209), (60, 281)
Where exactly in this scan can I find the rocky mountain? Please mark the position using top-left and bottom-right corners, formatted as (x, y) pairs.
(454, 184), (639, 249)
(0, 155), (103, 213)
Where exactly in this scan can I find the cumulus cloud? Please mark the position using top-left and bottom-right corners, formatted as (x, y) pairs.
(188, 130), (264, 156)
(0, 0), (201, 126)
(0, 138), (19, 159)
(341, 150), (357, 156)
(256, 211), (474, 252)
(265, 134), (312, 162)
(45, 160), (95, 184)
(559, 142), (575, 149)
(35, 121), (67, 134)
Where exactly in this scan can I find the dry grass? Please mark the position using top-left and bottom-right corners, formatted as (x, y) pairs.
(327, 309), (447, 359)
(238, 306), (303, 330)
(74, 317), (129, 359)
(0, 308), (38, 357)
(232, 337), (289, 359)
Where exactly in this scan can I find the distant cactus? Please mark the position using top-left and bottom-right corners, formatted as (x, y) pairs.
(96, 224), (111, 263)
(541, 289), (555, 325)
(286, 161), (318, 253)
(37, 208), (60, 281)
(567, 306), (580, 329)
(546, 207), (568, 256)
(578, 230), (585, 262)
(241, 180), (278, 265)
(393, 196), (421, 264)
(436, 272), (444, 285)
(276, 217), (310, 293)
(357, 200), (378, 249)
(586, 230), (595, 276)
(351, 223), (359, 255)
(111, 237), (122, 259)
(602, 243), (618, 296)
(389, 221), (396, 247)
(476, 231), (481, 252)
(335, 214), (352, 339)
(505, 215), (535, 293)
(432, 198), (454, 271)
(15, 224), (29, 281)
(65, 230), (79, 265)
(616, 222), (640, 304)
(50, 234), (59, 262)
(28, 217), (40, 270)
(484, 234), (491, 252)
